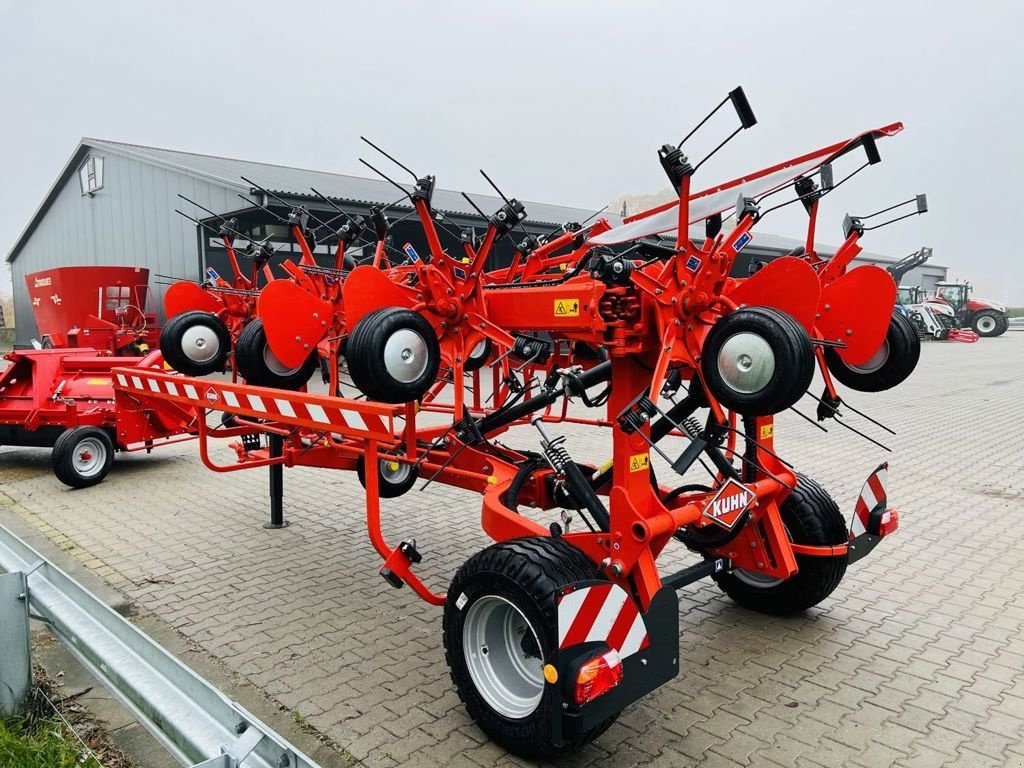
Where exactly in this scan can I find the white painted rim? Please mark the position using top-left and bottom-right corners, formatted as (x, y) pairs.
(72, 437), (107, 478)
(717, 332), (775, 394)
(383, 328), (428, 383)
(180, 324), (221, 363)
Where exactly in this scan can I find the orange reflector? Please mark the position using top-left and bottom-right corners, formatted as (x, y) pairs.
(543, 664), (558, 684)
(574, 649), (623, 706)
(878, 509), (899, 537)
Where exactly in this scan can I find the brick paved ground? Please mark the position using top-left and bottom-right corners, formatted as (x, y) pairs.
(2, 333), (1023, 767)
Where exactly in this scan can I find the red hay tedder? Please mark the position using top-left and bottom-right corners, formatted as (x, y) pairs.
(109, 88), (924, 756)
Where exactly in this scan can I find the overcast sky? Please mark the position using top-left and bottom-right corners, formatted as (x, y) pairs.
(1, 0), (1022, 303)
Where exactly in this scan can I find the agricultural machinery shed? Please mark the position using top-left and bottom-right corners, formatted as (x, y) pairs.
(6, 138), (947, 346)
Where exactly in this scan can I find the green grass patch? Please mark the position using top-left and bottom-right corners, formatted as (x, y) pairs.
(1007, 307), (1024, 318)
(0, 715), (102, 768)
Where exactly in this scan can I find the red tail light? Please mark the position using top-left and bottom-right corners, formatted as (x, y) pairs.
(878, 509), (899, 537)
(574, 649), (624, 706)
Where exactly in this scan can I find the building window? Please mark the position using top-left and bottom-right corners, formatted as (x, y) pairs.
(78, 155), (104, 196)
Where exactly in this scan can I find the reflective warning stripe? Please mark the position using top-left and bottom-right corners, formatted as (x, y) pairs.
(852, 463), (888, 537)
(558, 584), (649, 659)
(112, 368), (393, 437)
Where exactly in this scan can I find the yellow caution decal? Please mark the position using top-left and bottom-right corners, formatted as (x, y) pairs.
(629, 453), (650, 473)
(759, 424), (774, 440)
(554, 298), (580, 317)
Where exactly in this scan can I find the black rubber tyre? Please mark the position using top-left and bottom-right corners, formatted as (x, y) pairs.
(713, 474), (848, 615)
(52, 426), (115, 489)
(700, 306), (814, 416)
(464, 338), (493, 372)
(443, 538), (618, 759)
(824, 310), (921, 393)
(355, 455), (418, 498)
(235, 318), (317, 389)
(995, 315), (1010, 336)
(346, 307), (441, 403)
(160, 311), (230, 376)
(972, 310), (1007, 338)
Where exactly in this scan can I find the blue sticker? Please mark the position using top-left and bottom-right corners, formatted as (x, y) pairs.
(205, 266), (221, 282)
(685, 255), (702, 272)
(453, 266), (467, 280)
(403, 243), (421, 263)
(732, 232), (752, 252)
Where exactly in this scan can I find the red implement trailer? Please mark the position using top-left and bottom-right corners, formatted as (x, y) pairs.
(0, 348), (196, 487)
(26, 266), (159, 355)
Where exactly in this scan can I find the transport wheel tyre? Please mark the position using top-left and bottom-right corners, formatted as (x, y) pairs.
(235, 318), (317, 389)
(52, 426), (115, 489)
(464, 338), (493, 372)
(160, 311), (230, 376)
(443, 538), (619, 759)
(356, 455), (418, 498)
(713, 474), (848, 614)
(824, 310), (921, 393)
(346, 307), (441, 403)
(700, 307), (813, 416)
(972, 310), (1005, 337)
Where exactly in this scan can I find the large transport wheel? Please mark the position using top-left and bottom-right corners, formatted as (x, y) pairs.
(972, 310), (1006, 338)
(356, 454), (418, 498)
(443, 538), (619, 759)
(160, 311), (230, 376)
(713, 474), (848, 615)
(700, 306), (814, 416)
(824, 310), (921, 393)
(346, 307), (441, 403)
(235, 319), (317, 390)
(52, 426), (115, 489)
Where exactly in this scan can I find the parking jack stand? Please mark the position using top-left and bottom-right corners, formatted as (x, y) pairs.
(264, 434), (289, 529)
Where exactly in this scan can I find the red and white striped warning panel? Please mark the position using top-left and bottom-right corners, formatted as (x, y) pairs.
(851, 463), (888, 537)
(558, 583), (649, 658)
(112, 367), (401, 442)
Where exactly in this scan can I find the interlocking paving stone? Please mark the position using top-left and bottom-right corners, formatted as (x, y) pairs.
(2, 334), (1023, 766)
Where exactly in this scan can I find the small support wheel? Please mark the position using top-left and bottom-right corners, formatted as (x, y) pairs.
(464, 338), (493, 372)
(713, 474), (848, 614)
(159, 311), (230, 376)
(346, 307), (441, 403)
(700, 306), (814, 415)
(356, 455), (418, 498)
(824, 310), (920, 392)
(443, 538), (619, 759)
(235, 318), (317, 389)
(52, 426), (115, 489)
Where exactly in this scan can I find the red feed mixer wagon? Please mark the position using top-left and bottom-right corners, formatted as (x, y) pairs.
(25, 265), (159, 355)
(1, 266), (195, 487)
(115, 88), (918, 757)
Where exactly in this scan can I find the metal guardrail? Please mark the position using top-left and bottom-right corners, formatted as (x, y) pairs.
(1009, 317), (1024, 331)
(0, 523), (321, 768)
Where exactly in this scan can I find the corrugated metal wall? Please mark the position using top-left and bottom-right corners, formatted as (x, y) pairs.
(10, 149), (242, 345)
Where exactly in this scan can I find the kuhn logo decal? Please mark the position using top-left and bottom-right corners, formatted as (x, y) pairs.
(204, 387), (219, 405)
(704, 479), (755, 529)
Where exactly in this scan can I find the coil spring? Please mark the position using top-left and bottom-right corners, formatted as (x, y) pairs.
(542, 433), (573, 473)
(681, 416), (703, 440)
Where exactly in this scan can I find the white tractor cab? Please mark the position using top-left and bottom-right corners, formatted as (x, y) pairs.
(926, 282), (1009, 337)
(897, 285), (968, 340)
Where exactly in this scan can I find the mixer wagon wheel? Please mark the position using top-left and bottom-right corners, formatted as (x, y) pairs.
(713, 474), (848, 614)
(825, 310), (920, 393)
(346, 307), (441, 403)
(235, 318), (317, 390)
(356, 455), (418, 498)
(464, 338), (493, 372)
(700, 306), (813, 415)
(52, 426), (115, 489)
(160, 311), (231, 376)
(443, 538), (619, 759)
